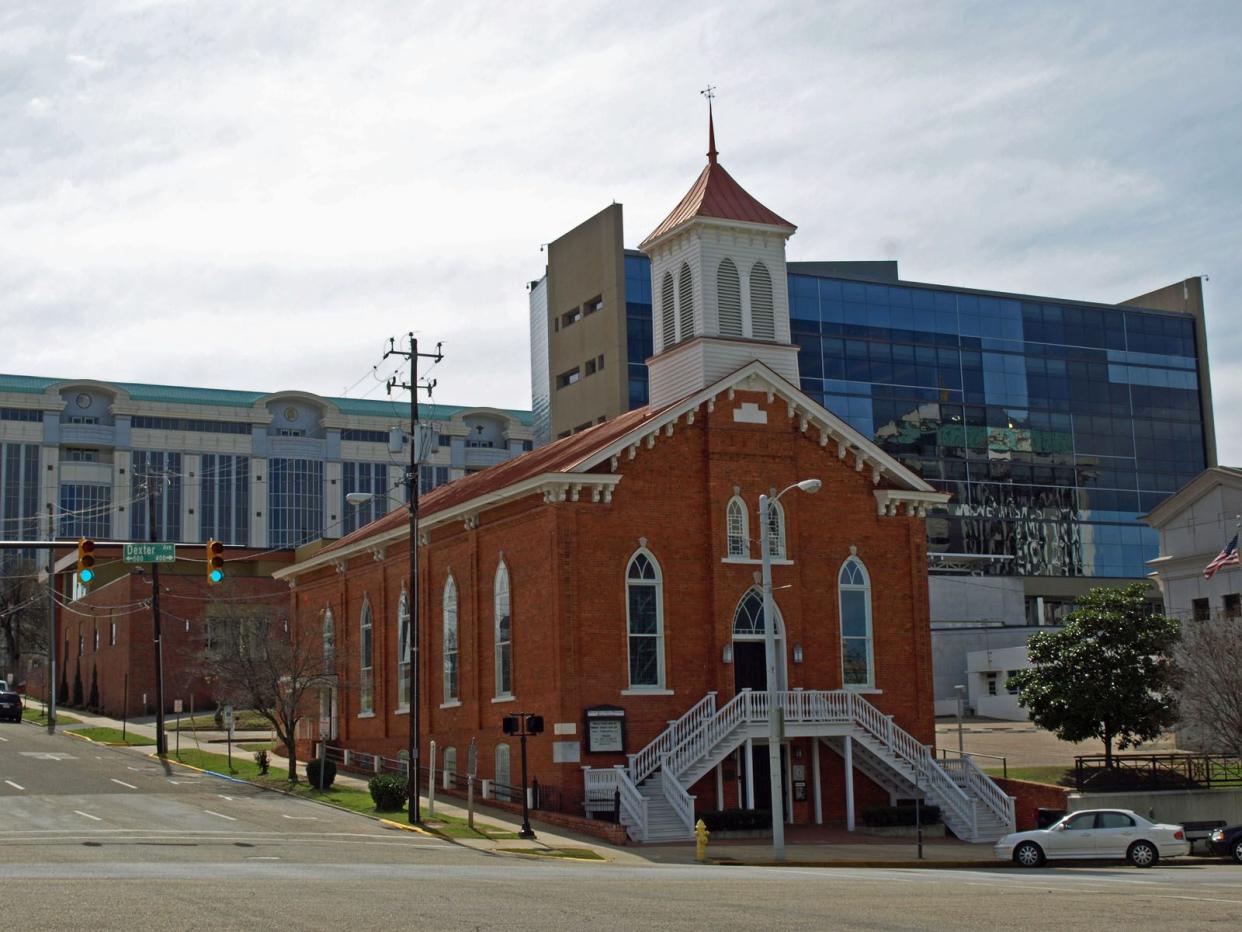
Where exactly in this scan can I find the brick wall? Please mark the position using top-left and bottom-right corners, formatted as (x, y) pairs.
(995, 777), (1070, 830)
(292, 388), (938, 824)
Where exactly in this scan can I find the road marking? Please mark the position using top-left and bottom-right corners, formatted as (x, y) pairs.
(4, 780), (24, 790)
(218, 794), (235, 801)
(0, 735), (8, 742)
(245, 856), (281, 860)
(19, 752), (75, 760)
(203, 809), (237, 821)
(74, 810), (103, 822)
(110, 778), (138, 790)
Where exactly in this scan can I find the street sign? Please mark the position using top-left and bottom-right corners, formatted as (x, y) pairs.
(123, 543), (176, 564)
(467, 737), (477, 777)
(174, 699), (183, 714)
(222, 705), (234, 730)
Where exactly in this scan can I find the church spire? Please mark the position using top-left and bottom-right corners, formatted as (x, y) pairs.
(702, 85), (718, 164)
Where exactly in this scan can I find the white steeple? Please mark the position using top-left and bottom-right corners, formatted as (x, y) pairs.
(639, 102), (800, 407)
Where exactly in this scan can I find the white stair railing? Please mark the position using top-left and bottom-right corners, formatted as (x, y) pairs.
(628, 692), (716, 785)
(664, 690), (750, 779)
(958, 754), (1016, 830)
(659, 754), (696, 835)
(583, 765), (649, 841)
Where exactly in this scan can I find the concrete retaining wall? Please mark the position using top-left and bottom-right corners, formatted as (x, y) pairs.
(1069, 788), (1242, 825)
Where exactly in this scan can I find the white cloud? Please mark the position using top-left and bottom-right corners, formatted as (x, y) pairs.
(1, 0), (1239, 462)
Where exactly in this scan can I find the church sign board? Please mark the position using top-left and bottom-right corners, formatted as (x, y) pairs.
(584, 705), (626, 754)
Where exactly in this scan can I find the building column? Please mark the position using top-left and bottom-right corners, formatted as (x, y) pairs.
(743, 737), (755, 810)
(811, 737), (822, 825)
(843, 734), (855, 832)
(715, 762), (724, 811)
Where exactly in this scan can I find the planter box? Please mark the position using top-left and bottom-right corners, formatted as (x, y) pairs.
(859, 823), (946, 838)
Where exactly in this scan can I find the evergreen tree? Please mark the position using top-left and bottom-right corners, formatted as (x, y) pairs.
(88, 663), (100, 712)
(72, 658), (84, 708)
(1008, 583), (1179, 767)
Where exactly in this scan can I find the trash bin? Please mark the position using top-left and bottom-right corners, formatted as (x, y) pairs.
(1036, 808), (1067, 829)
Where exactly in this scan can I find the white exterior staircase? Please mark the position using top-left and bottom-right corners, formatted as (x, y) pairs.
(584, 689), (1015, 844)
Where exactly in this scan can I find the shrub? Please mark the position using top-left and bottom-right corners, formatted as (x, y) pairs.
(698, 808), (772, 832)
(305, 757), (337, 789)
(253, 750), (271, 776)
(369, 774), (407, 811)
(861, 804), (941, 827)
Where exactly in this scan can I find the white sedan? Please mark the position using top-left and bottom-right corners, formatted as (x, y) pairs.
(994, 809), (1189, 868)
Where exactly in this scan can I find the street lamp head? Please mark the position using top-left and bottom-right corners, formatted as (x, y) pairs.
(345, 492), (375, 507)
(796, 479), (822, 495)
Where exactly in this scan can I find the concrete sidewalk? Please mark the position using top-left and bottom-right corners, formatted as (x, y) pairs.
(30, 698), (999, 869)
(22, 697), (277, 748)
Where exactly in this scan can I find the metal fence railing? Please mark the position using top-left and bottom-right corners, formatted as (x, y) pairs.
(1073, 753), (1242, 792)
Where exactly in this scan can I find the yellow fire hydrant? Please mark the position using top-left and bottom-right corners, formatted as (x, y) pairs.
(694, 818), (710, 862)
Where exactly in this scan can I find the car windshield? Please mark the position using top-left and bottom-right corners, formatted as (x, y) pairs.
(0, 680), (8, 692)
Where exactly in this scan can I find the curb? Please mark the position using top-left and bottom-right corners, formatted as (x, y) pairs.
(710, 857), (997, 870)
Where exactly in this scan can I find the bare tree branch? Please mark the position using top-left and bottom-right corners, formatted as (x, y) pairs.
(1174, 617), (1242, 755)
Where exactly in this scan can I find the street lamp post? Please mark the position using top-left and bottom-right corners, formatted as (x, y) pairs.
(954, 684), (967, 759)
(758, 478), (821, 861)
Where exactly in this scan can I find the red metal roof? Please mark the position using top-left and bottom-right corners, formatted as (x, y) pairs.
(639, 159), (795, 249)
(319, 403), (671, 556)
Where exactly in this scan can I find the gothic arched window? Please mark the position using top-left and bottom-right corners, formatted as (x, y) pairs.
(396, 590), (410, 710)
(494, 561), (512, 699)
(840, 557), (874, 687)
(726, 496), (748, 558)
(359, 598), (374, 714)
(765, 498), (786, 560)
(443, 574), (459, 703)
(625, 549), (664, 688)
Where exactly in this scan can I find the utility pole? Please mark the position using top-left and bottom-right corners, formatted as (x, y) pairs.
(45, 502), (56, 735)
(146, 479), (168, 756)
(383, 333), (443, 824)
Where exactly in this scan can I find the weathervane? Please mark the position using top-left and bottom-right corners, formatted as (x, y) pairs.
(700, 84), (718, 163)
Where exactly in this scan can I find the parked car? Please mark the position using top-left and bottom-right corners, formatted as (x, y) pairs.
(995, 808), (1189, 868)
(0, 679), (21, 723)
(1208, 825), (1242, 864)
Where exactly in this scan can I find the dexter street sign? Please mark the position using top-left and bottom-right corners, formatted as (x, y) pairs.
(123, 543), (176, 564)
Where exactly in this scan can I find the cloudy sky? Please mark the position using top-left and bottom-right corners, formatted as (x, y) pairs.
(2, 1), (1239, 455)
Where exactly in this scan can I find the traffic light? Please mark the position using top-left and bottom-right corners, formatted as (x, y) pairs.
(206, 539), (224, 584)
(76, 538), (96, 584)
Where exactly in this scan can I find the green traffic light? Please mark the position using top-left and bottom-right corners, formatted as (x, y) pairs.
(80, 569), (94, 583)
(209, 569), (223, 583)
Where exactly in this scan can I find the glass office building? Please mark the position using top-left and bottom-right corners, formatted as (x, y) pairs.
(624, 252), (654, 411)
(786, 270), (1207, 582)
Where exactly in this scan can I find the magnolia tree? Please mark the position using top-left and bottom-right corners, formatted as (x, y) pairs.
(1175, 616), (1242, 754)
(202, 608), (337, 782)
(1008, 583), (1180, 767)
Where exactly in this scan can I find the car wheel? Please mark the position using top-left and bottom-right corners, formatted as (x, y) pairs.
(1013, 841), (1045, 867)
(1231, 839), (1242, 865)
(1127, 841), (1159, 868)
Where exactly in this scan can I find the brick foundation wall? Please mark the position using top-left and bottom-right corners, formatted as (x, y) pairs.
(995, 777), (1070, 830)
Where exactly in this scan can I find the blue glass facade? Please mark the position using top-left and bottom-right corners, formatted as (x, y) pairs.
(342, 461), (389, 534)
(787, 274), (1207, 578)
(268, 458), (324, 548)
(130, 451), (183, 542)
(59, 484), (112, 540)
(201, 453), (250, 545)
(625, 254), (653, 411)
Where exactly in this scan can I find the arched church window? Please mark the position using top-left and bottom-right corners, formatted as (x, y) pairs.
(839, 557), (874, 687)
(625, 549), (665, 689)
(661, 272), (676, 351)
(726, 496), (748, 557)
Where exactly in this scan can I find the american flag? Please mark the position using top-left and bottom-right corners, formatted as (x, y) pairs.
(1204, 534), (1240, 580)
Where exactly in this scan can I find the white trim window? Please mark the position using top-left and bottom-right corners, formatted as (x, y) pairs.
(726, 496), (749, 558)
(750, 260), (775, 340)
(494, 743), (512, 799)
(396, 590), (410, 710)
(678, 262), (694, 341)
(443, 574), (459, 703)
(660, 271), (676, 351)
(765, 498), (786, 559)
(839, 557), (874, 687)
(323, 606), (334, 667)
(717, 258), (743, 337)
(494, 561), (512, 699)
(625, 549), (665, 689)
(359, 598), (374, 714)
(443, 746), (457, 788)
(109, 621), (117, 647)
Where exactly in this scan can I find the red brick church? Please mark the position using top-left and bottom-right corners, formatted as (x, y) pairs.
(279, 119), (1014, 843)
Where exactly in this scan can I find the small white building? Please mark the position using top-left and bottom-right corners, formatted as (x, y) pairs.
(1144, 466), (1242, 622)
(964, 645), (1031, 720)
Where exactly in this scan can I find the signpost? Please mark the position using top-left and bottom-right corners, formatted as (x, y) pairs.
(174, 699), (183, 756)
(467, 738), (477, 830)
(223, 705), (234, 771)
(122, 543), (176, 564)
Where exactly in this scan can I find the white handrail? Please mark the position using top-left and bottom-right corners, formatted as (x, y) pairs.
(660, 754), (695, 834)
(959, 754), (1016, 829)
(583, 766), (649, 841)
(629, 692), (717, 784)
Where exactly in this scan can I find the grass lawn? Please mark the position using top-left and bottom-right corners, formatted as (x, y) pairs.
(240, 742), (277, 753)
(166, 711), (272, 732)
(495, 847), (605, 861)
(22, 708), (82, 725)
(163, 748), (521, 836)
(985, 765), (1072, 786)
(68, 726), (155, 747)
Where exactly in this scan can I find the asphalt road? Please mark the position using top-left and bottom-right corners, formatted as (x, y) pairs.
(3, 721), (1241, 931)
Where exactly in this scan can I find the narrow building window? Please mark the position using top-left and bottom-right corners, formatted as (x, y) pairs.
(396, 591), (410, 710)
(626, 550), (664, 689)
(717, 258), (743, 337)
(494, 561), (512, 698)
(726, 496), (749, 558)
(495, 743), (512, 800)
(765, 499), (786, 559)
(750, 261), (775, 339)
(359, 599), (374, 714)
(839, 558), (874, 687)
(443, 575), (459, 703)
